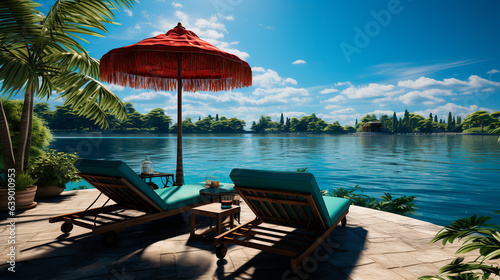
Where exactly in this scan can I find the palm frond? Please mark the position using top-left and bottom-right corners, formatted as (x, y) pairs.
(54, 72), (127, 128)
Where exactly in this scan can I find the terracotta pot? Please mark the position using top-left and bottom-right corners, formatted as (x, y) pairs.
(0, 186), (37, 211)
(36, 185), (64, 198)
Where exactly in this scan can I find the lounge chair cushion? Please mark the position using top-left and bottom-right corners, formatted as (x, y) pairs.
(323, 196), (351, 225)
(154, 182), (235, 210)
(74, 159), (169, 211)
(230, 168), (344, 227)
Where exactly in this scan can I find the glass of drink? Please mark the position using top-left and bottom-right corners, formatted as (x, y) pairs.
(205, 176), (212, 187)
(221, 195), (233, 209)
(210, 176), (219, 188)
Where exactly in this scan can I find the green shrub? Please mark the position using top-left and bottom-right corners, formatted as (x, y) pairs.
(322, 185), (417, 216)
(419, 211), (500, 280)
(28, 150), (80, 188)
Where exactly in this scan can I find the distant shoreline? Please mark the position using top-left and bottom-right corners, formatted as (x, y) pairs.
(50, 130), (496, 136)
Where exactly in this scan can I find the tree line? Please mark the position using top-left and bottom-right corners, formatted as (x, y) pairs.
(33, 101), (500, 134)
(34, 102), (246, 133)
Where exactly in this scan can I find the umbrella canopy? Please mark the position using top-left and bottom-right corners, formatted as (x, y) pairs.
(100, 23), (252, 185)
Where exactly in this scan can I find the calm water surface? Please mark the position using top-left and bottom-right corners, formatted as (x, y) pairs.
(49, 133), (500, 226)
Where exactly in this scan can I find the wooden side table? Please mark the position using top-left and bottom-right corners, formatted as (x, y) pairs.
(190, 203), (241, 239)
(138, 172), (175, 188)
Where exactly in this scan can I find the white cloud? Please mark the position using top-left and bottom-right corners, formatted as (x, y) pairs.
(397, 75), (500, 96)
(141, 10), (149, 18)
(398, 89), (453, 105)
(175, 11), (190, 25)
(369, 110), (398, 117)
(134, 24), (141, 30)
(341, 83), (401, 99)
(325, 104), (341, 110)
(324, 95), (346, 103)
(123, 91), (173, 102)
(106, 84), (126, 91)
(487, 69), (499, 75)
(320, 88), (339, 94)
(414, 103), (492, 119)
(195, 16), (226, 32)
(253, 68), (297, 88)
(224, 15), (234, 21)
(171, 2), (183, 8)
(124, 9), (133, 17)
(292, 60), (307, 65)
(252, 67), (265, 73)
(335, 81), (352, 86)
(372, 60), (483, 79)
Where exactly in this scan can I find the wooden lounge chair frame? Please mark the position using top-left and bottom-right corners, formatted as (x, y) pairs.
(214, 186), (348, 268)
(49, 173), (204, 245)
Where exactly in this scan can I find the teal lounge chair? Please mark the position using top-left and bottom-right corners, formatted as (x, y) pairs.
(214, 169), (350, 268)
(49, 159), (231, 245)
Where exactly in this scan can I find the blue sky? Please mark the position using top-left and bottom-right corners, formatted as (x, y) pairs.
(38, 0), (500, 126)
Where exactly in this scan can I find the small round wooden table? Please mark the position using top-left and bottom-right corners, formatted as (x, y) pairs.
(199, 187), (232, 203)
(190, 203), (241, 239)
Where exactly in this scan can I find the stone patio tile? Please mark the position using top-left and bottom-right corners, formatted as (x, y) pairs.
(343, 262), (405, 280)
(115, 245), (162, 271)
(366, 252), (422, 268)
(395, 263), (442, 278)
(408, 248), (457, 263)
(175, 250), (219, 279)
(362, 240), (417, 255)
(327, 250), (375, 268)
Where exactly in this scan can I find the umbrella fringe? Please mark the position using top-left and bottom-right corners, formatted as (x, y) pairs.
(100, 51), (252, 92)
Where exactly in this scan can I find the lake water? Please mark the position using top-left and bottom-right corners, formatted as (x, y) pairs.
(49, 133), (500, 226)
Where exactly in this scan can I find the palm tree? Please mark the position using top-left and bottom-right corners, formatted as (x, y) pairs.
(0, 0), (134, 172)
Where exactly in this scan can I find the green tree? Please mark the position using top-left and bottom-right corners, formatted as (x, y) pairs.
(0, 0), (134, 172)
(392, 113), (398, 133)
(124, 102), (137, 114)
(323, 122), (344, 134)
(119, 111), (145, 130)
(145, 108), (172, 132)
(0, 99), (52, 170)
(279, 113), (284, 126)
(182, 117), (197, 132)
(195, 116), (213, 132)
(344, 125), (356, 133)
(251, 115), (272, 133)
(434, 115), (438, 123)
(462, 111), (497, 133)
(228, 117), (245, 132)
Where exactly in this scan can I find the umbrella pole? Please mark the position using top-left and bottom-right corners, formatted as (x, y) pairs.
(176, 55), (184, 186)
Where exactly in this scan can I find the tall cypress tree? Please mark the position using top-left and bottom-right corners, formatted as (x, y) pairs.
(447, 112), (452, 124)
(429, 113), (433, 120)
(215, 114), (219, 121)
(280, 113), (284, 125)
(392, 112), (398, 132)
(434, 115), (438, 122)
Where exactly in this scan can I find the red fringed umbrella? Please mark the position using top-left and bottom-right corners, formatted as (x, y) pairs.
(100, 22), (252, 185)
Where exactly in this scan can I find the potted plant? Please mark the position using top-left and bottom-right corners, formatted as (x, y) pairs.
(0, 171), (37, 211)
(28, 150), (80, 198)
